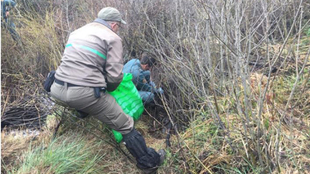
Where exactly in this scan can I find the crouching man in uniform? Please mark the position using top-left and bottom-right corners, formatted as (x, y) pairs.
(50, 7), (165, 173)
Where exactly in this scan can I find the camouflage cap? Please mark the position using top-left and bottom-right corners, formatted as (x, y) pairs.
(98, 7), (126, 24)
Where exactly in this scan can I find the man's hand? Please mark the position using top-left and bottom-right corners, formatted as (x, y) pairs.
(149, 81), (156, 88)
(6, 11), (10, 17)
(143, 78), (148, 84)
(149, 81), (164, 94)
(156, 87), (164, 95)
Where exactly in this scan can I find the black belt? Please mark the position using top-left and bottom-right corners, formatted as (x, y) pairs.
(54, 79), (80, 87)
(54, 78), (106, 93)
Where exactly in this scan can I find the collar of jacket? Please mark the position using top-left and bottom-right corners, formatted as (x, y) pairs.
(93, 18), (112, 30)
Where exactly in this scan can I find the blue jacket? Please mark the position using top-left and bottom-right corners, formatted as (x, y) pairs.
(123, 59), (153, 92)
(1, 0), (16, 19)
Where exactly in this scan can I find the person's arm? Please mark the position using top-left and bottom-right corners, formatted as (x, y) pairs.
(136, 73), (153, 92)
(105, 37), (124, 92)
(134, 73), (163, 94)
(142, 70), (151, 83)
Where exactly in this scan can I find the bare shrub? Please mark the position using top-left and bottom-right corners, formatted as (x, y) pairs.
(118, 0), (309, 172)
(1, 0), (309, 173)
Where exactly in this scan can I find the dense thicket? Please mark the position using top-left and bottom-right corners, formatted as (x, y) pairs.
(1, 0), (309, 173)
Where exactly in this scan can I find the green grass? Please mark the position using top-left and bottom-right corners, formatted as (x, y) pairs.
(7, 132), (103, 174)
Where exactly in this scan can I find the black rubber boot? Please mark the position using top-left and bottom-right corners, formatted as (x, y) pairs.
(141, 149), (166, 174)
(123, 128), (161, 171)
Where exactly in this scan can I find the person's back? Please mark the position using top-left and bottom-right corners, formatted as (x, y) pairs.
(55, 22), (123, 89)
(123, 59), (141, 74)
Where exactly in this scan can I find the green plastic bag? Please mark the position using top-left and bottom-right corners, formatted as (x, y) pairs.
(108, 73), (144, 143)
